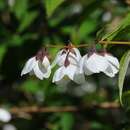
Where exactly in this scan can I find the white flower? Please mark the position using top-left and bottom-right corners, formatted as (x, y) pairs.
(52, 45), (85, 84)
(51, 47), (81, 68)
(80, 52), (108, 75)
(80, 50), (119, 77)
(21, 49), (51, 80)
(0, 108), (11, 122)
(103, 53), (119, 77)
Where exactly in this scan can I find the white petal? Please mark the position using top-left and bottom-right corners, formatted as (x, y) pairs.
(0, 108), (11, 122)
(110, 64), (119, 74)
(37, 62), (51, 78)
(70, 48), (81, 61)
(86, 53), (108, 73)
(84, 66), (94, 75)
(64, 65), (77, 80)
(103, 53), (119, 77)
(52, 66), (65, 82)
(33, 61), (44, 80)
(69, 48), (81, 65)
(105, 54), (119, 69)
(43, 66), (51, 78)
(51, 50), (67, 68)
(79, 55), (86, 73)
(104, 63), (118, 77)
(54, 78), (71, 86)
(42, 56), (50, 68)
(79, 54), (93, 75)
(21, 57), (36, 76)
(104, 65), (115, 77)
(57, 54), (67, 66)
(68, 55), (78, 66)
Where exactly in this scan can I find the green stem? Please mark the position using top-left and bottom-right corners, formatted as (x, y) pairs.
(99, 41), (130, 45)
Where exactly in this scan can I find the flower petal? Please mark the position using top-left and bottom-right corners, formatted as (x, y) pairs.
(104, 65), (115, 77)
(84, 66), (94, 75)
(21, 57), (36, 76)
(104, 63), (119, 77)
(105, 54), (119, 69)
(51, 50), (67, 68)
(33, 61), (44, 80)
(37, 61), (51, 78)
(70, 48), (81, 61)
(54, 77), (71, 86)
(69, 48), (81, 65)
(79, 55), (86, 73)
(86, 53), (108, 73)
(42, 56), (50, 68)
(52, 66), (65, 82)
(103, 54), (119, 77)
(43, 66), (51, 78)
(64, 65), (77, 80)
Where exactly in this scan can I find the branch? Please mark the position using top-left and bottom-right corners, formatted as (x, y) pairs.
(45, 44), (89, 48)
(99, 40), (130, 45)
(10, 102), (120, 114)
(45, 41), (130, 49)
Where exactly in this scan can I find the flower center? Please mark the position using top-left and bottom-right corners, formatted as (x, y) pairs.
(88, 47), (96, 57)
(36, 48), (48, 62)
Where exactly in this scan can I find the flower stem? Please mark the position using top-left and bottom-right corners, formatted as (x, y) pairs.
(45, 40), (130, 49)
(99, 40), (130, 45)
(46, 45), (65, 48)
(46, 44), (89, 48)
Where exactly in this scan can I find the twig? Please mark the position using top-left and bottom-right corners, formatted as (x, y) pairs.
(99, 40), (130, 45)
(10, 102), (120, 114)
(45, 40), (130, 49)
(45, 44), (89, 48)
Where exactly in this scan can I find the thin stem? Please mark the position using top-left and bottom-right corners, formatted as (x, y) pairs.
(46, 45), (65, 48)
(10, 102), (120, 114)
(76, 44), (89, 48)
(99, 40), (130, 45)
(46, 44), (89, 48)
(45, 40), (130, 49)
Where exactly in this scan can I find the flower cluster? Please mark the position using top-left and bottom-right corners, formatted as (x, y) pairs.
(21, 44), (119, 85)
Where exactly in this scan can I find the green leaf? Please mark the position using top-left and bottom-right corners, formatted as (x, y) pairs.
(9, 34), (24, 46)
(122, 91), (130, 110)
(60, 113), (74, 130)
(118, 50), (130, 105)
(78, 19), (97, 41)
(102, 13), (130, 40)
(44, 0), (65, 18)
(11, 0), (28, 19)
(18, 11), (38, 32)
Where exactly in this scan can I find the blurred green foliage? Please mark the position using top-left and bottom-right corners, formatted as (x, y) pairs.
(0, 0), (130, 130)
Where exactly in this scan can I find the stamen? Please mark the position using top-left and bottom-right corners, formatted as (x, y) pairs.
(64, 51), (70, 67)
(36, 47), (48, 61)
